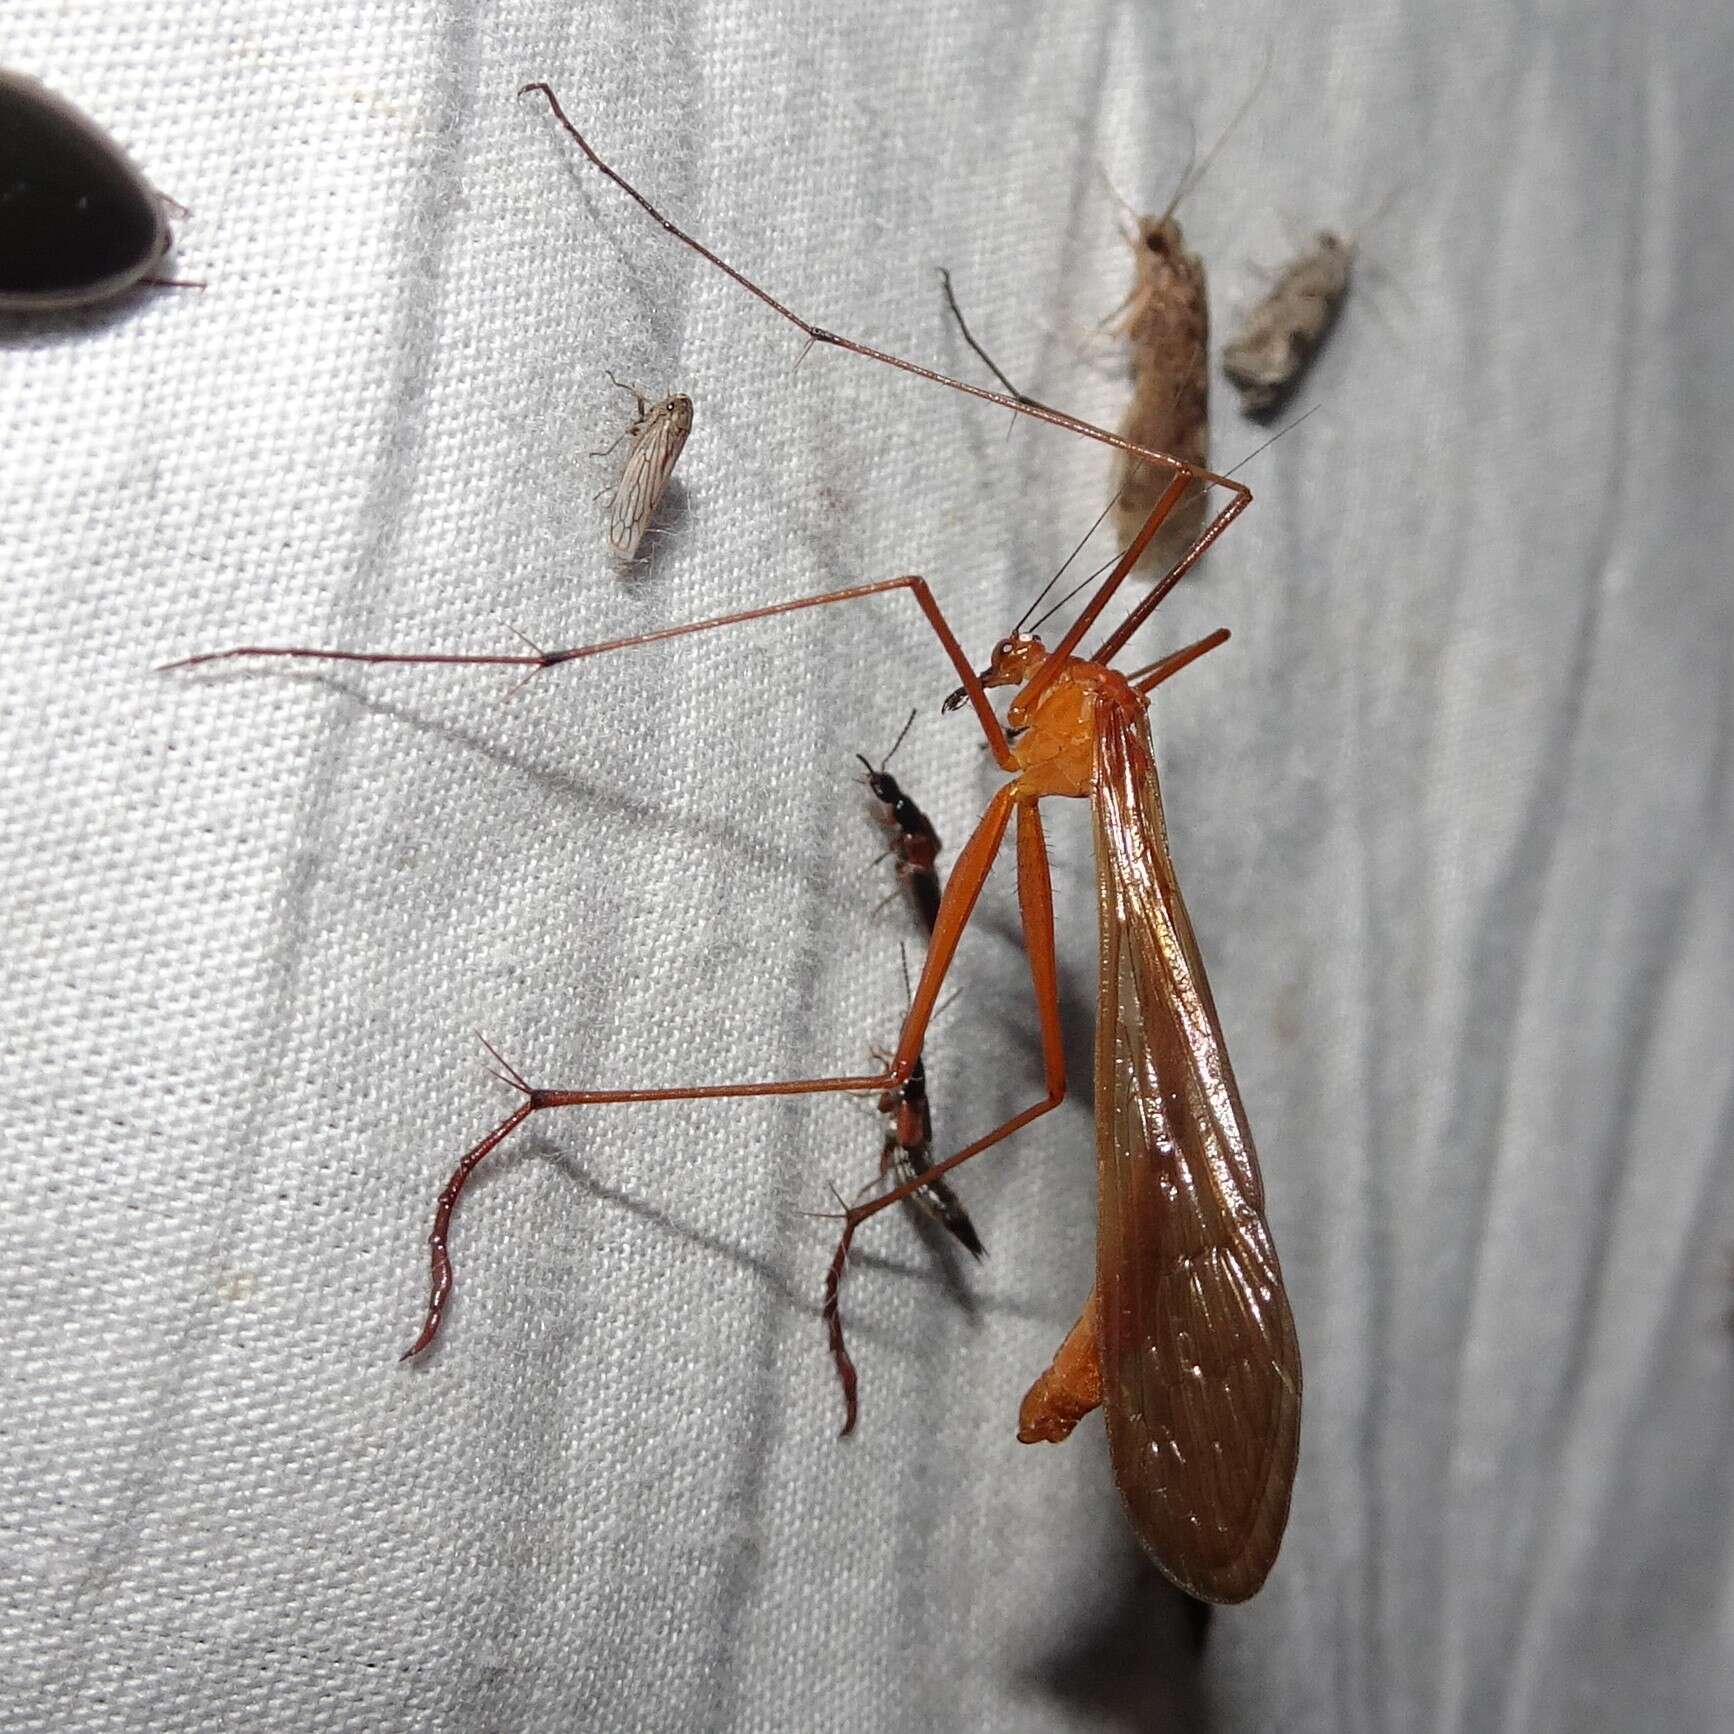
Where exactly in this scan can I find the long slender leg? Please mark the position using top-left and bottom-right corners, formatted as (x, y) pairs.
(825, 797), (1066, 1431)
(406, 786), (1018, 1360)
(519, 84), (1244, 499)
(529, 784), (1013, 1122)
(167, 573), (1017, 775)
(1126, 627), (1231, 694)
(1091, 491), (1250, 668)
(880, 798), (1065, 1208)
(176, 576), (1025, 1359)
(1006, 461), (1249, 715)
(517, 82), (1251, 673)
(938, 267), (1036, 408)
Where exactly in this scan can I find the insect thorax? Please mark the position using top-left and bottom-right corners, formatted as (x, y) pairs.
(1010, 662), (1135, 801)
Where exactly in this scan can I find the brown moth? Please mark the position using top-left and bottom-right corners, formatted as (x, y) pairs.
(1108, 71), (1264, 574)
(1111, 211), (1211, 576)
(1222, 231), (1353, 419)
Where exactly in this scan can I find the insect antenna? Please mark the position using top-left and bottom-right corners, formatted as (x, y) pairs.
(1139, 403), (1324, 547)
(1225, 404), (1322, 473)
(1153, 49), (1270, 228)
(963, 407), (1320, 700)
(888, 944), (963, 1032)
(878, 707), (918, 773)
(893, 941), (921, 1009)
(1094, 156), (1147, 253)
(939, 502), (1130, 714)
(1343, 185), (1416, 328)
(1026, 539), (1131, 640)
(1092, 405), (1322, 665)
(937, 483), (1133, 714)
(1010, 486), (1129, 636)
(855, 708), (918, 802)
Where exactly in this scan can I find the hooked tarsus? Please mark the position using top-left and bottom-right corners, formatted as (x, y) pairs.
(821, 1185), (863, 1436)
(399, 1034), (541, 1361)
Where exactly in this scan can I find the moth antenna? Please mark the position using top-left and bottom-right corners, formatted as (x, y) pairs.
(1094, 160), (1144, 248)
(1158, 45), (1272, 225)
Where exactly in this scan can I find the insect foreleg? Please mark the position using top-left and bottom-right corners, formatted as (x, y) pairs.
(867, 796), (1067, 1226)
(823, 796), (1067, 1425)
(1126, 626), (1232, 693)
(168, 576), (1016, 770)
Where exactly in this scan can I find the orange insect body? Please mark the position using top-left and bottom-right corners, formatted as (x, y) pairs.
(954, 633), (1300, 1602)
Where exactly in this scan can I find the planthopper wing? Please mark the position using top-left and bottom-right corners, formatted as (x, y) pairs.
(607, 395), (693, 561)
(1090, 703), (1301, 1603)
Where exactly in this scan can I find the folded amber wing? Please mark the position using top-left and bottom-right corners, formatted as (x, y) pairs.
(1091, 703), (1301, 1602)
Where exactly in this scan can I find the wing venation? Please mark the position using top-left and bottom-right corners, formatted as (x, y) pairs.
(1092, 703), (1301, 1603)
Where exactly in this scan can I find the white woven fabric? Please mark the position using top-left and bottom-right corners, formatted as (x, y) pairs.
(4, 2), (1731, 1729)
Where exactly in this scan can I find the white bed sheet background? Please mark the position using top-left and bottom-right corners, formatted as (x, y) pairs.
(4, 2), (1731, 1730)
